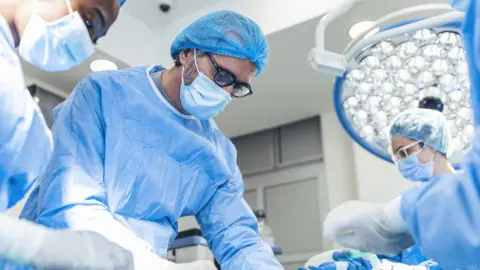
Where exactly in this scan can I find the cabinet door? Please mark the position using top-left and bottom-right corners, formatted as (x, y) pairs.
(278, 118), (322, 166)
(265, 178), (323, 254)
(232, 130), (275, 174)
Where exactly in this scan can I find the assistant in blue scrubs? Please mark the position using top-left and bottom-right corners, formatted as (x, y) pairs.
(19, 10), (282, 270)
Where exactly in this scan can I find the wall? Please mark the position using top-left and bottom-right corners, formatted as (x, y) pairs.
(320, 111), (413, 205)
(320, 112), (357, 208)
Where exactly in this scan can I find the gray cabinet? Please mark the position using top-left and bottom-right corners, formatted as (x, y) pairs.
(278, 118), (323, 166)
(236, 116), (326, 268)
(265, 178), (323, 254)
(233, 116), (322, 176)
(233, 130), (275, 174)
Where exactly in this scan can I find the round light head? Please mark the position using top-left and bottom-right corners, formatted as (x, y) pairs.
(349, 21), (378, 39)
(335, 20), (471, 165)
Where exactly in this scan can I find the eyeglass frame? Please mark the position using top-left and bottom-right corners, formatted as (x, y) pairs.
(203, 52), (253, 98)
(392, 141), (425, 161)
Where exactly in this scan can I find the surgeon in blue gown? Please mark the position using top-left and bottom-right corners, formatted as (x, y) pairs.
(323, 0), (480, 268)
(19, 10), (282, 270)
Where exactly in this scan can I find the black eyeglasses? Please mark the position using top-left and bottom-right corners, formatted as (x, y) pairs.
(83, 9), (106, 44)
(205, 53), (253, 98)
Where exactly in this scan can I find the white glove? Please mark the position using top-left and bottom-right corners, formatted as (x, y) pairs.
(323, 200), (415, 256)
(34, 230), (135, 270)
(0, 214), (133, 269)
(133, 251), (216, 270)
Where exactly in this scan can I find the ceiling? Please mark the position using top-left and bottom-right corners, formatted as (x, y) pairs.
(125, 0), (224, 31)
(22, 50), (129, 96)
(23, 0), (448, 137)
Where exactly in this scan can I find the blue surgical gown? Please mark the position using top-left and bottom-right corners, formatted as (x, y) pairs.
(19, 65), (282, 269)
(378, 245), (435, 266)
(400, 0), (480, 268)
(0, 15), (53, 211)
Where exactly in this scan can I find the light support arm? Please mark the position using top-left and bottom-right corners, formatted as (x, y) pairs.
(308, 0), (365, 77)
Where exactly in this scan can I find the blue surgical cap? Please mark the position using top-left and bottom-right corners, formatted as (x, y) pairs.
(170, 10), (269, 75)
(389, 108), (452, 155)
(120, 0), (126, 6)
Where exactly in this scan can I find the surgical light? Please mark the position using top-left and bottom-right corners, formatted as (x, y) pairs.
(349, 21), (378, 39)
(308, 0), (470, 164)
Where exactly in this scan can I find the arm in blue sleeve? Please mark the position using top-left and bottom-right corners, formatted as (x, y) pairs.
(400, 1), (480, 268)
(0, 60), (52, 211)
(34, 76), (153, 253)
(196, 170), (282, 270)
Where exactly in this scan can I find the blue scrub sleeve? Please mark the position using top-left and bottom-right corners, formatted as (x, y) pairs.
(400, 1), (480, 268)
(34, 76), (153, 253)
(196, 170), (282, 269)
(0, 67), (52, 211)
(4, 103), (52, 210)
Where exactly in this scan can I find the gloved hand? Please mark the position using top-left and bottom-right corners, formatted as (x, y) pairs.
(323, 200), (415, 256)
(33, 230), (134, 270)
(299, 257), (372, 270)
(38, 231), (215, 270)
(0, 213), (134, 270)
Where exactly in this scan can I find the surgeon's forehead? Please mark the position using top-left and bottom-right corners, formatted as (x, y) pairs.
(214, 54), (257, 82)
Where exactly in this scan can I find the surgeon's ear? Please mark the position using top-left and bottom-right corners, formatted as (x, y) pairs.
(179, 49), (193, 65)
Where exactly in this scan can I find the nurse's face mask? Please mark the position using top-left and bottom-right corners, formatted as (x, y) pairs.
(18, 0), (94, 72)
(393, 141), (435, 182)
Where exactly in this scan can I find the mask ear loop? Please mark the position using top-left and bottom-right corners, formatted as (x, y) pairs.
(64, 0), (73, 14)
(429, 149), (437, 163)
(193, 48), (202, 74)
(181, 50), (194, 86)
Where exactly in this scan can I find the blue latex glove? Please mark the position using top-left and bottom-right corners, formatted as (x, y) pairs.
(420, 260), (442, 270)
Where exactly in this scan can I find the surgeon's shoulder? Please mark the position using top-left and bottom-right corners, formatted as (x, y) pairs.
(81, 66), (150, 92)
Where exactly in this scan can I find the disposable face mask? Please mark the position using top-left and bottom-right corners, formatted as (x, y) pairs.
(180, 50), (232, 120)
(397, 150), (434, 182)
(18, 0), (94, 72)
